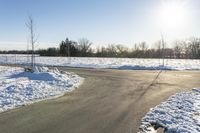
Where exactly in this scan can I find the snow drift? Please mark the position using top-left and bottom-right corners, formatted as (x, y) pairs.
(0, 66), (83, 112)
(139, 88), (200, 133)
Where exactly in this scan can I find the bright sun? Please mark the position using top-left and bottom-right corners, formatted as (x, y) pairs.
(157, 0), (189, 30)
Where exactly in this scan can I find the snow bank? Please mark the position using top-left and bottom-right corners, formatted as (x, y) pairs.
(139, 88), (200, 133)
(0, 66), (83, 112)
(0, 55), (200, 70)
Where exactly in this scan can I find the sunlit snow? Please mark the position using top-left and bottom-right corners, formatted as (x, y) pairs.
(0, 55), (200, 70)
(140, 88), (200, 133)
(0, 66), (83, 112)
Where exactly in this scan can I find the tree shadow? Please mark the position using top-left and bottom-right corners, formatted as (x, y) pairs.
(116, 65), (172, 70)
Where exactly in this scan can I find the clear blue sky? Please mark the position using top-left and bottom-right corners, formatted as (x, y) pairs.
(0, 0), (199, 50)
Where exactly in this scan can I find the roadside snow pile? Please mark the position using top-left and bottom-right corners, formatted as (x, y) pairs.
(139, 88), (200, 133)
(0, 55), (200, 70)
(0, 66), (83, 112)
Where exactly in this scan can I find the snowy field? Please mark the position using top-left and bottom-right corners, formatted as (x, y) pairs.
(0, 66), (83, 112)
(139, 88), (200, 133)
(0, 55), (200, 70)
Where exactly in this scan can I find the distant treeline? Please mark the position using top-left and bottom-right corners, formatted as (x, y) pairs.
(0, 37), (200, 59)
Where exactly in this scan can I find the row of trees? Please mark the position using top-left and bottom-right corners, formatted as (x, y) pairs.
(36, 38), (93, 57)
(38, 37), (200, 59)
(173, 38), (200, 59)
(0, 37), (200, 59)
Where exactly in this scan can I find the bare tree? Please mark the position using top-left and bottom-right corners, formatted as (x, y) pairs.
(139, 42), (148, 51)
(26, 16), (38, 71)
(107, 44), (117, 57)
(161, 35), (166, 66)
(78, 38), (92, 56)
(116, 44), (128, 53)
(188, 37), (200, 59)
(153, 40), (162, 64)
(173, 41), (184, 58)
(116, 44), (128, 57)
(134, 43), (138, 50)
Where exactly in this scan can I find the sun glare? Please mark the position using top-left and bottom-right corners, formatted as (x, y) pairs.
(157, 0), (189, 30)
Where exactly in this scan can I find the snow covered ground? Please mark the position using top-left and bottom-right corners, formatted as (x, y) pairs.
(139, 88), (200, 133)
(0, 55), (200, 70)
(0, 66), (83, 112)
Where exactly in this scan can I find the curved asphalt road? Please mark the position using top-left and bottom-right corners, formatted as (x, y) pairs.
(0, 68), (200, 133)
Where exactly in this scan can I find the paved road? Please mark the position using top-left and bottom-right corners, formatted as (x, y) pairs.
(0, 68), (200, 133)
